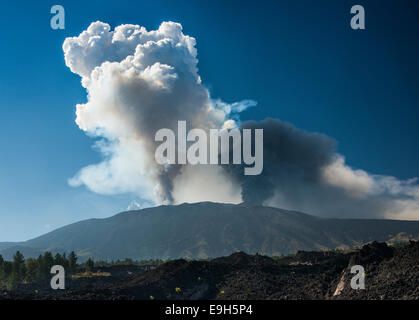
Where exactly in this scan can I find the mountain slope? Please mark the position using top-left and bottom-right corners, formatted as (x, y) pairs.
(1, 202), (419, 260)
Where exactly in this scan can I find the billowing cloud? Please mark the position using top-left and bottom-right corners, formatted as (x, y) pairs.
(64, 21), (254, 204)
(223, 119), (419, 220)
(64, 21), (419, 220)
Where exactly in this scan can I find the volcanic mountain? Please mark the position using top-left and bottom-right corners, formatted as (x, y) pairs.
(1, 202), (418, 261)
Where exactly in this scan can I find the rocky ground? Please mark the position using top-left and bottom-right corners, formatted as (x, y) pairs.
(1, 241), (418, 300)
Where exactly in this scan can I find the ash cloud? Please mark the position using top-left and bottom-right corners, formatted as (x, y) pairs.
(223, 118), (336, 205)
(64, 21), (419, 220)
(224, 118), (419, 219)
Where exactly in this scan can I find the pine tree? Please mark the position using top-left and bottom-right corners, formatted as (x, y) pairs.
(54, 253), (63, 266)
(61, 253), (69, 270)
(25, 258), (39, 283)
(2, 261), (12, 280)
(0, 254), (4, 281)
(7, 272), (19, 291)
(38, 252), (54, 279)
(86, 258), (94, 272)
(12, 251), (26, 282)
(68, 251), (78, 274)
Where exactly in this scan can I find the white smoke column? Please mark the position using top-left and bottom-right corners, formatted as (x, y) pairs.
(64, 21), (255, 204)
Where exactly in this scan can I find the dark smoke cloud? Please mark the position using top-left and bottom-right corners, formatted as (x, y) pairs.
(223, 118), (418, 219)
(236, 118), (335, 204)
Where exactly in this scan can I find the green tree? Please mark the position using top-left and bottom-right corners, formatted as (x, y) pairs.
(0, 254), (5, 282)
(68, 251), (78, 274)
(7, 272), (20, 290)
(12, 251), (26, 282)
(61, 253), (69, 270)
(54, 253), (64, 266)
(1, 261), (12, 280)
(86, 258), (94, 272)
(38, 252), (54, 280)
(25, 258), (39, 283)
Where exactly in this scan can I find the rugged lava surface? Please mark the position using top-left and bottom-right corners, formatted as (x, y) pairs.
(1, 241), (418, 300)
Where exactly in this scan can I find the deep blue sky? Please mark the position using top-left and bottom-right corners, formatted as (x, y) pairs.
(0, 0), (418, 241)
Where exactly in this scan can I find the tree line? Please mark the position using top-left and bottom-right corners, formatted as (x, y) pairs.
(0, 250), (167, 291)
(0, 251), (78, 290)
